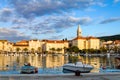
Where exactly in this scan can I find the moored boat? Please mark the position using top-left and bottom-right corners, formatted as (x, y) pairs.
(20, 63), (38, 74)
(63, 62), (93, 73)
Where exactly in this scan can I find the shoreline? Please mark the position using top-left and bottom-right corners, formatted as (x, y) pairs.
(0, 72), (120, 80)
(0, 72), (120, 76)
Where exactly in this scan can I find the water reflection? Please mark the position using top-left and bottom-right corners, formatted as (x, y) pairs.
(0, 54), (118, 73)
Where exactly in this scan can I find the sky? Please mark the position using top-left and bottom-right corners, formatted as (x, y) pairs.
(0, 0), (120, 42)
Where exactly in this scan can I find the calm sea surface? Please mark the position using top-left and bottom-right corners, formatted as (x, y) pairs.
(0, 53), (117, 74)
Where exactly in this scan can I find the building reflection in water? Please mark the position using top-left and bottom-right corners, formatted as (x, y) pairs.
(0, 54), (117, 73)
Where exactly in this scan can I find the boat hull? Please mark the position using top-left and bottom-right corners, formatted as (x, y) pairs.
(63, 65), (93, 73)
(63, 68), (90, 73)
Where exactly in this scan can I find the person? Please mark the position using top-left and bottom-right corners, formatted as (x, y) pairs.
(28, 63), (31, 66)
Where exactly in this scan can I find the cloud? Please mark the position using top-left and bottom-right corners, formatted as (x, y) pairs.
(100, 17), (120, 24)
(0, 28), (31, 42)
(48, 35), (64, 40)
(27, 15), (92, 34)
(0, 8), (13, 22)
(114, 0), (120, 3)
(8, 0), (101, 19)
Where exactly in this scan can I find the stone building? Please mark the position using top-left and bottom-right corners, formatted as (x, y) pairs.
(72, 25), (100, 50)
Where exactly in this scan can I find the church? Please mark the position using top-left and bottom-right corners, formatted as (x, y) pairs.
(71, 25), (100, 50)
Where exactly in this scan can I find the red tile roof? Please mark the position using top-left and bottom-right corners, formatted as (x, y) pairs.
(73, 36), (98, 40)
(44, 40), (68, 43)
(114, 40), (120, 44)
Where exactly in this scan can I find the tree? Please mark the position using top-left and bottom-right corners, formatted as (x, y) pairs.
(67, 46), (79, 54)
(23, 48), (28, 52)
(50, 48), (55, 53)
(113, 46), (119, 53)
(63, 47), (67, 53)
(100, 47), (107, 53)
(31, 48), (35, 53)
(16, 47), (21, 53)
(37, 47), (41, 53)
(56, 48), (62, 53)
(82, 49), (88, 53)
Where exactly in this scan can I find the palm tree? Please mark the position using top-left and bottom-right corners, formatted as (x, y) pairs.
(37, 47), (41, 53)
(31, 48), (35, 54)
(16, 47), (21, 54)
(23, 48), (28, 52)
(50, 48), (55, 53)
(56, 48), (62, 53)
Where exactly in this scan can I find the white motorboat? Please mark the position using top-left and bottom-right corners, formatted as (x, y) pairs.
(63, 62), (93, 73)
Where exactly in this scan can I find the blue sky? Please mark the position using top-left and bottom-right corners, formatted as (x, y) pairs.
(0, 0), (120, 42)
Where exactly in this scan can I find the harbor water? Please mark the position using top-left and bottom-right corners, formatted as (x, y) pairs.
(0, 53), (119, 74)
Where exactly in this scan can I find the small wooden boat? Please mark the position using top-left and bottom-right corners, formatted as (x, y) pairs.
(20, 63), (38, 74)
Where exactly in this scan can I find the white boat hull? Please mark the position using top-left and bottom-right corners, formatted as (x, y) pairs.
(63, 66), (93, 73)
(63, 62), (93, 73)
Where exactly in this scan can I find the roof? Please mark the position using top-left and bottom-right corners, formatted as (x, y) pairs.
(16, 40), (28, 43)
(14, 40), (29, 46)
(114, 40), (120, 44)
(43, 40), (68, 43)
(0, 40), (8, 42)
(73, 36), (98, 40)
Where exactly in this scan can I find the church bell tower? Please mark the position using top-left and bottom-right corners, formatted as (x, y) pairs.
(77, 25), (82, 37)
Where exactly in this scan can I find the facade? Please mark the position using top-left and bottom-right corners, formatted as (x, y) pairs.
(42, 40), (68, 54)
(72, 25), (100, 50)
(0, 40), (8, 51)
(102, 40), (120, 52)
(29, 39), (44, 52)
(13, 40), (29, 52)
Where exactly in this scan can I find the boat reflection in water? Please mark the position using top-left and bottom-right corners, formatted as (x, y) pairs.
(0, 53), (119, 74)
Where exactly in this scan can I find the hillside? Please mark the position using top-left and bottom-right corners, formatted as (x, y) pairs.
(98, 34), (120, 41)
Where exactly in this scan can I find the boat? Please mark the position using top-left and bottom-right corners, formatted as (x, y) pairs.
(63, 62), (93, 73)
(115, 56), (120, 69)
(20, 63), (38, 74)
(100, 67), (120, 73)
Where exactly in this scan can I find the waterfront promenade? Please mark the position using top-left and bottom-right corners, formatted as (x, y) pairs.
(0, 73), (120, 80)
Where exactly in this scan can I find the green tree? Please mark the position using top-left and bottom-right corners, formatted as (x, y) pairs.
(16, 47), (21, 53)
(50, 48), (55, 53)
(37, 47), (41, 53)
(68, 46), (79, 53)
(100, 46), (107, 53)
(56, 48), (62, 53)
(82, 49), (88, 53)
(63, 47), (67, 53)
(31, 48), (35, 53)
(23, 48), (28, 52)
(113, 46), (119, 53)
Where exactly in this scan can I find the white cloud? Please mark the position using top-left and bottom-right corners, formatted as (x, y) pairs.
(0, 28), (31, 42)
(0, 8), (14, 22)
(114, 0), (120, 3)
(100, 17), (120, 24)
(8, 0), (103, 19)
